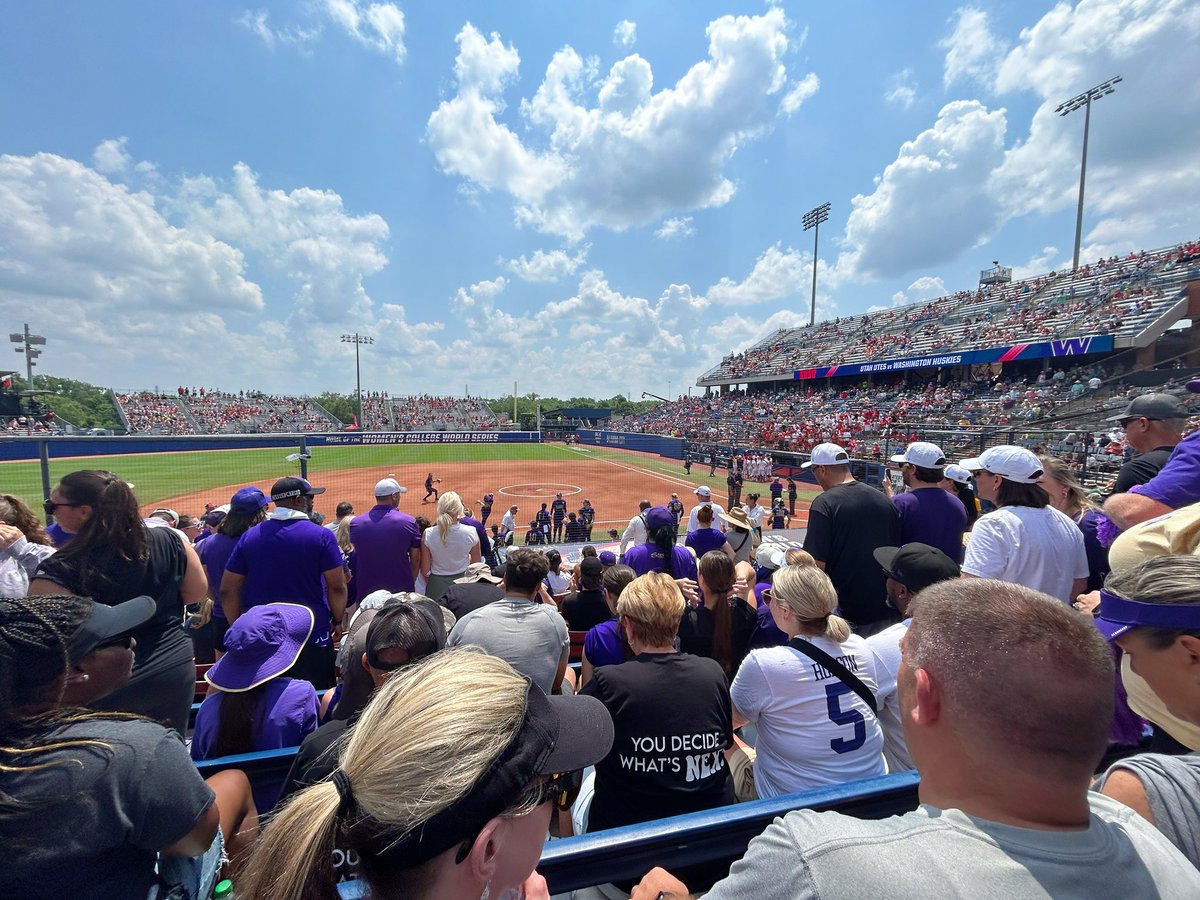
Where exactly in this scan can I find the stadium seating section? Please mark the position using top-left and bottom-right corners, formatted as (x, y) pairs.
(113, 390), (498, 435)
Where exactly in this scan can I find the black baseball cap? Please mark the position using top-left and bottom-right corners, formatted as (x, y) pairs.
(67, 595), (156, 661)
(359, 680), (613, 868)
(874, 543), (960, 593)
(270, 476), (326, 501)
(1105, 393), (1188, 422)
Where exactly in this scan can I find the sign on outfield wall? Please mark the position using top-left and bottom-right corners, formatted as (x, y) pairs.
(794, 335), (1115, 380)
(316, 431), (541, 446)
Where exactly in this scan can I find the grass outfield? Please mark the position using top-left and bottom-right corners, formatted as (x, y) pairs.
(0, 443), (567, 508)
(0, 440), (824, 509)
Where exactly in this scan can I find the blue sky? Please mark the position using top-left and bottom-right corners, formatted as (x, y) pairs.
(2, 1), (1197, 401)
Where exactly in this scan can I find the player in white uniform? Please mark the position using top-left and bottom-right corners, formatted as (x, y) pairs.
(727, 563), (884, 800)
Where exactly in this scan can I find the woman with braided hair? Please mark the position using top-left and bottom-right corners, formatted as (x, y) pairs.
(29, 470), (208, 735)
(1, 593), (257, 898)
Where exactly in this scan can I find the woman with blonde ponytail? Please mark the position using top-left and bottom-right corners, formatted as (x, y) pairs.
(725, 564), (885, 801)
(419, 492), (481, 602)
(240, 648), (612, 900)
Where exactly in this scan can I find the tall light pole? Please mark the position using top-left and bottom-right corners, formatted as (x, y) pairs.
(1056, 76), (1121, 271)
(340, 333), (374, 429)
(9, 323), (46, 391)
(802, 202), (830, 326)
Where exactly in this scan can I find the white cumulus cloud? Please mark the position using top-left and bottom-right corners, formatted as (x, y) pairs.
(324, 0), (406, 63)
(891, 275), (947, 307)
(839, 100), (1008, 280)
(237, 9), (321, 51)
(780, 72), (820, 116)
(884, 69), (917, 110)
(941, 7), (1004, 87)
(427, 9), (802, 241)
(92, 137), (132, 174)
(503, 247), (588, 282)
(613, 19), (637, 48)
(706, 243), (811, 306)
(655, 217), (695, 240)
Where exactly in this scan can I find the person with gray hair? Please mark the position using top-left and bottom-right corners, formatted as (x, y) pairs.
(633, 577), (1200, 899)
(1094, 555), (1200, 867)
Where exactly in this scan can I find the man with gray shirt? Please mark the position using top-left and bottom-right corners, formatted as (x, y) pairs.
(447, 547), (568, 694)
(632, 578), (1200, 899)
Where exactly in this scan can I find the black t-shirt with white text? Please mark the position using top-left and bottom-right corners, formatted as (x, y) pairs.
(582, 652), (734, 832)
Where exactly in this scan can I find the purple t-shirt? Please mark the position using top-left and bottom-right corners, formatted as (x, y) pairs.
(1134, 429), (1200, 509)
(190, 677), (318, 761)
(891, 488), (968, 564)
(748, 583), (787, 648)
(584, 617), (625, 668)
(622, 543), (699, 581)
(685, 528), (729, 559)
(225, 518), (345, 646)
(190, 677), (318, 811)
(348, 505), (421, 596)
(197, 532), (238, 619)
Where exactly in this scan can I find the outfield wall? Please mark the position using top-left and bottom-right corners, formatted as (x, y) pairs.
(575, 429), (685, 458)
(0, 430), (542, 462)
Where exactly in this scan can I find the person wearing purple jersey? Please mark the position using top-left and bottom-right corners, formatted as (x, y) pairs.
(579, 499), (596, 540)
(221, 476), (347, 690)
(888, 442), (968, 564)
(459, 500), (493, 565)
(623, 506), (699, 585)
(196, 486), (269, 657)
(535, 503), (552, 545)
(551, 493), (568, 541)
(479, 492), (494, 527)
(349, 478), (421, 598)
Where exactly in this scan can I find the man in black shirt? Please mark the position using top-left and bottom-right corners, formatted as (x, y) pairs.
(801, 442), (901, 635)
(279, 597), (447, 803)
(440, 562), (505, 620)
(561, 557), (611, 631)
(1106, 393), (1186, 495)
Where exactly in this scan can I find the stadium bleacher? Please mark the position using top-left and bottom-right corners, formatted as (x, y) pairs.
(698, 239), (1199, 387)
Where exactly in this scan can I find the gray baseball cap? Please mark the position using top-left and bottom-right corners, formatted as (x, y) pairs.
(1105, 393), (1188, 422)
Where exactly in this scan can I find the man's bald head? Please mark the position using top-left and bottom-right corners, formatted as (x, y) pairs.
(905, 578), (1114, 778)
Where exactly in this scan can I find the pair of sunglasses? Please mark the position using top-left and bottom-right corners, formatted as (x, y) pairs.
(453, 773), (582, 864)
(95, 634), (134, 651)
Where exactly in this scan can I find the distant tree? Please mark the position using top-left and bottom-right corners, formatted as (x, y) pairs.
(314, 392), (355, 425)
(7, 375), (122, 429)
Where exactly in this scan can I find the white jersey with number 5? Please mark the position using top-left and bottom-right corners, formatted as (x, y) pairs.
(731, 635), (885, 799)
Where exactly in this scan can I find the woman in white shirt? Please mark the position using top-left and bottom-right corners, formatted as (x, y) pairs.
(727, 564), (885, 801)
(0, 494), (56, 599)
(959, 445), (1089, 603)
(420, 492), (480, 601)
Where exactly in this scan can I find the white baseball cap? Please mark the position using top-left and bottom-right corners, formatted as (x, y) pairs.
(756, 544), (787, 570)
(943, 464), (973, 485)
(959, 446), (1044, 484)
(374, 478), (406, 497)
(801, 443), (850, 468)
(890, 441), (947, 469)
(694, 485), (712, 497)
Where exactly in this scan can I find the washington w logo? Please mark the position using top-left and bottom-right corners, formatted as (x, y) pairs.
(1051, 337), (1093, 356)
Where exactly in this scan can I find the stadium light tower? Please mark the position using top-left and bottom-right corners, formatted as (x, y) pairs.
(802, 202), (831, 327)
(9, 323), (46, 391)
(340, 333), (374, 429)
(1056, 76), (1121, 271)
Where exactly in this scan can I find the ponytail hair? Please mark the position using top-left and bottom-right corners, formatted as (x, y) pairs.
(241, 649), (534, 900)
(53, 470), (145, 595)
(651, 524), (678, 578)
(698, 551), (735, 675)
(771, 564), (851, 643)
(435, 492), (465, 546)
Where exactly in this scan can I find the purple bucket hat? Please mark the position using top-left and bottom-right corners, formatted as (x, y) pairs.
(206, 603), (314, 692)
